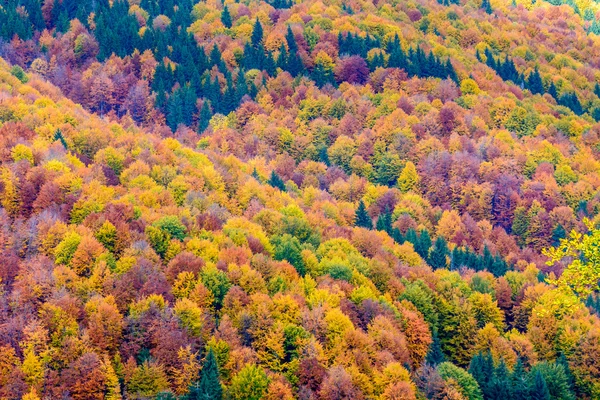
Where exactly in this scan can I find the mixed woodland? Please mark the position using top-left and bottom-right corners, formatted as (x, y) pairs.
(1, 0), (600, 398)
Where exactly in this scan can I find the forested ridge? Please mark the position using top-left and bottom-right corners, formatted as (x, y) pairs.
(1, 0), (600, 398)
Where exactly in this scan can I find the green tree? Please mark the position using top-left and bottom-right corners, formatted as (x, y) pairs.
(426, 332), (445, 365)
(220, 6), (232, 28)
(375, 207), (392, 234)
(429, 236), (449, 270)
(355, 200), (373, 229)
(268, 170), (286, 191)
(273, 234), (305, 276)
(438, 362), (484, 400)
(188, 348), (222, 400)
(530, 370), (551, 400)
(227, 364), (269, 400)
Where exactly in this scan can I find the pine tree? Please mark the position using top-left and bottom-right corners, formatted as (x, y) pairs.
(268, 170), (286, 191)
(376, 207), (393, 234)
(548, 81), (558, 99)
(511, 359), (529, 400)
(428, 236), (449, 269)
(198, 101), (212, 134)
(526, 67), (545, 95)
(425, 332), (445, 365)
(530, 370), (551, 400)
(355, 200), (373, 229)
(415, 230), (432, 259)
(188, 348), (222, 400)
(53, 129), (68, 149)
(221, 5), (232, 28)
(482, 0), (493, 14)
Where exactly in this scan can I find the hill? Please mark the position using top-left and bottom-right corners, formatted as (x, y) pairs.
(0, 0), (600, 399)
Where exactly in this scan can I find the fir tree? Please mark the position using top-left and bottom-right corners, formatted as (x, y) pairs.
(488, 360), (511, 400)
(268, 170), (286, 191)
(482, 0), (493, 14)
(511, 359), (530, 400)
(198, 101), (212, 134)
(594, 82), (600, 98)
(376, 207), (393, 234)
(53, 129), (68, 149)
(526, 67), (545, 95)
(530, 370), (551, 400)
(548, 81), (559, 99)
(415, 230), (432, 259)
(428, 236), (449, 270)
(355, 200), (373, 229)
(221, 5), (232, 28)
(425, 332), (445, 365)
(187, 348), (222, 400)
(251, 18), (264, 47)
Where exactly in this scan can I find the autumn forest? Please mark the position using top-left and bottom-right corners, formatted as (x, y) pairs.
(1, 0), (600, 398)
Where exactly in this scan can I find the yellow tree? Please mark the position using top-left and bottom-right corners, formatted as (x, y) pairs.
(397, 161), (420, 193)
(544, 220), (600, 298)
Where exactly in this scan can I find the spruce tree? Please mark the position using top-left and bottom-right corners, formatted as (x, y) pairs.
(251, 18), (263, 47)
(425, 332), (445, 365)
(428, 236), (449, 270)
(198, 101), (212, 134)
(376, 207), (393, 234)
(488, 360), (511, 400)
(530, 370), (551, 400)
(53, 129), (68, 149)
(482, 0), (493, 14)
(268, 170), (286, 191)
(221, 5), (232, 28)
(511, 359), (529, 400)
(415, 230), (431, 259)
(188, 348), (222, 400)
(526, 67), (545, 95)
(355, 200), (372, 229)
(548, 81), (558, 99)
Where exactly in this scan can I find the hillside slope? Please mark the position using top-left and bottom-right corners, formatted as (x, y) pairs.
(0, 0), (600, 399)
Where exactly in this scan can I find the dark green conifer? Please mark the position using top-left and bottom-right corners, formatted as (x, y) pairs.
(355, 200), (373, 229)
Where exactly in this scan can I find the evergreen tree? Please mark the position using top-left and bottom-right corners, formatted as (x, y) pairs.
(268, 170), (286, 191)
(53, 129), (68, 149)
(428, 236), (449, 270)
(594, 82), (600, 98)
(482, 0), (493, 14)
(355, 200), (373, 229)
(251, 18), (263, 47)
(526, 67), (545, 95)
(376, 207), (393, 234)
(391, 228), (404, 244)
(511, 359), (529, 400)
(552, 224), (566, 245)
(187, 348), (222, 400)
(415, 230), (432, 259)
(530, 370), (551, 400)
(469, 352), (494, 398)
(548, 81), (559, 99)
(425, 332), (445, 365)
(198, 101), (212, 134)
(488, 360), (511, 400)
(285, 26), (304, 76)
(221, 5), (232, 28)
